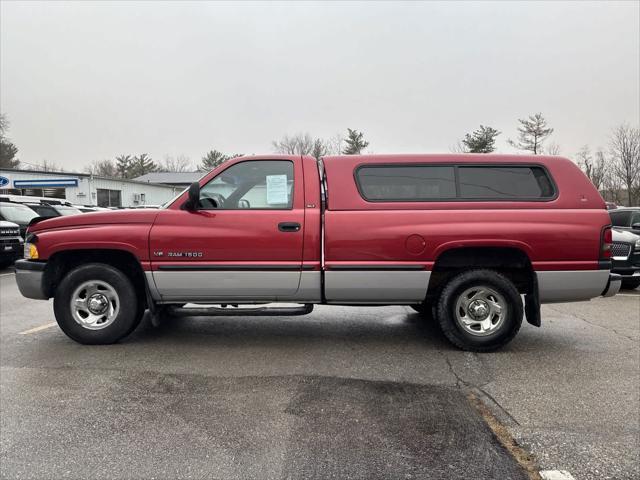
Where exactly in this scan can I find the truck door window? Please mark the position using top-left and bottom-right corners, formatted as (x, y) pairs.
(199, 160), (294, 210)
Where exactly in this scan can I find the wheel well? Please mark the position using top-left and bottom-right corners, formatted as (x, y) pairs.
(44, 249), (147, 306)
(426, 247), (534, 300)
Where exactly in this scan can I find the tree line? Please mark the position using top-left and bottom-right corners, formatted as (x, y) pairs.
(1, 111), (638, 205)
(80, 127), (370, 178)
(454, 113), (639, 205)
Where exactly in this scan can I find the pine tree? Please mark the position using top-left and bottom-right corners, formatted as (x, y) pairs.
(462, 125), (500, 153)
(199, 150), (230, 172)
(508, 113), (554, 154)
(130, 153), (157, 178)
(115, 154), (133, 178)
(342, 128), (369, 155)
(0, 114), (20, 169)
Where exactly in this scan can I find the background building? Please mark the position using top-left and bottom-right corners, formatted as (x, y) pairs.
(134, 171), (203, 189)
(0, 168), (181, 207)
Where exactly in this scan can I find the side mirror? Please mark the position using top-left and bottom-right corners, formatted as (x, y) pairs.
(185, 182), (200, 210)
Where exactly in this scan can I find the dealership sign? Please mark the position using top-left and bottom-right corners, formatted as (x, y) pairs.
(13, 178), (79, 188)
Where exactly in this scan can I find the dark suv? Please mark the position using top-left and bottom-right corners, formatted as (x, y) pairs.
(0, 221), (23, 268)
(0, 200), (40, 237)
(610, 207), (640, 235)
(24, 203), (82, 218)
(611, 228), (640, 290)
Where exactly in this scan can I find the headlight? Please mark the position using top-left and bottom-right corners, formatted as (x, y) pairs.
(24, 242), (38, 259)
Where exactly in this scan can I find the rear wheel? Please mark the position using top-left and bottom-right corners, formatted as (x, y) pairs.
(53, 263), (144, 344)
(621, 278), (640, 290)
(435, 269), (523, 352)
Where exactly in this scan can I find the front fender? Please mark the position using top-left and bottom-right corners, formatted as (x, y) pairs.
(34, 224), (152, 262)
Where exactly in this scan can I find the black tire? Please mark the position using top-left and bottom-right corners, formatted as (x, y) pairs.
(53, 263), (143, 344)
(621, 278), (640, 290)
(435, 269), (523, 352)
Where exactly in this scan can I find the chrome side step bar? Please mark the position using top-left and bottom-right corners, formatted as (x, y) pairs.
(167, 304), (314, 317)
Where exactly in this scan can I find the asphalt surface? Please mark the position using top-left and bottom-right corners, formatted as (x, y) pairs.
(0, 266), (638, 480)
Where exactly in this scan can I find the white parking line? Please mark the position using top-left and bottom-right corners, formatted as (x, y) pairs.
(540, 470), (576, 480)
(18, 322), (57, 335)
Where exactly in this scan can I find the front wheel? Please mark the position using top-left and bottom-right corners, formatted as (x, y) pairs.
(53, 263), (144, 344)
(435, 269), (523, 352)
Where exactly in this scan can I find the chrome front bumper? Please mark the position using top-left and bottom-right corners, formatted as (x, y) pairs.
(14, 260), (49, 300)
(601, 274), (622, 298)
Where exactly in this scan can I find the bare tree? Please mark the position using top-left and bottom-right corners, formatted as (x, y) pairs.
(273, 133), (341, 159)
(450, 140), (469, 153)
(85, 159), (118, 177)
(576, 146), (608, 191)
(609, 124), (640, 206)
(508, 113), (554, 154)
(326, 134), (343, 156)
(160, 155), (193, 172)
(546, 142), (561, 155)
(33, 159), (63, 172)
(272, 133), (315, 155)
(603, 166), (625, 205)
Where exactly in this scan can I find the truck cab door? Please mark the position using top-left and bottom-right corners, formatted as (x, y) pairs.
(149, 159), (304, 301)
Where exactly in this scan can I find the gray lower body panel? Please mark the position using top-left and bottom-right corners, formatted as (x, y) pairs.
(149, 271), (321, 303)
(324, 270), (430, 304)
(537, 270), (610, 303)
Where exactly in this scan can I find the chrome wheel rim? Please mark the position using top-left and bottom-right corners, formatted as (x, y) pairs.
(454, 286), (507, 336)
(70, 280), (120, 330)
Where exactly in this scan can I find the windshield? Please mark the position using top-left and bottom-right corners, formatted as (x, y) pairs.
(0, 203), (40, 223)
(56, 206), (82, 216)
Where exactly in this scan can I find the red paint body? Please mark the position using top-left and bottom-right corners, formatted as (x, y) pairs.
(28, 154), (610, 275)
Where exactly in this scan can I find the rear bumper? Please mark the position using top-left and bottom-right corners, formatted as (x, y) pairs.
(611, 268), (640, 278)
(14, 260), (49, 300)
(601, 274), (622, 298)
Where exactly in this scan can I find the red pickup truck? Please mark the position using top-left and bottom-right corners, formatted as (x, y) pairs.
(15, 154), (620, 351)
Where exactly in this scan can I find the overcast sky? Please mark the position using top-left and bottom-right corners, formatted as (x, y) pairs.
(1, 1), (639, 171)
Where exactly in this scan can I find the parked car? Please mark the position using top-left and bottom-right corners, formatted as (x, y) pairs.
(0, 200), (40, 237)
(0, 194), (71, 206)
(0, 221), (23, 268)
(24, 203), (83, 218)
(609, 207), (640, 236)
(611, 228), (640, 290)
(14, 154), (620, 351)
(74, 205), (111, 213)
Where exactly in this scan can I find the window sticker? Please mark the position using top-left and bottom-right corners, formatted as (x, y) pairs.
(266, 175), (288, 204)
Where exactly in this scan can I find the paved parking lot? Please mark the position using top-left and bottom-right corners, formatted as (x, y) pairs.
(0, 267), (638, 480)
